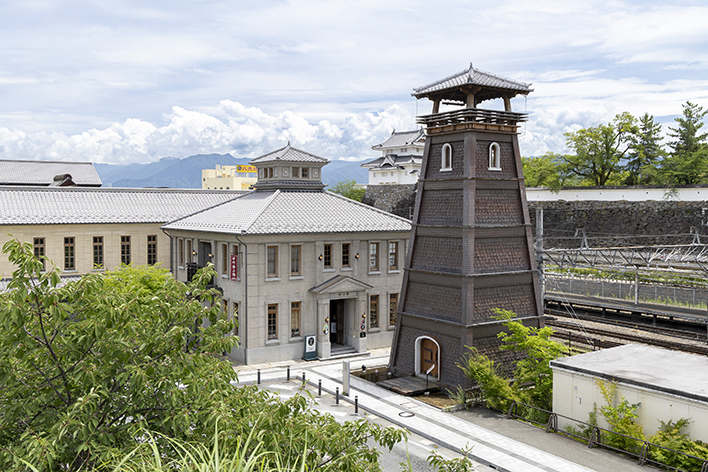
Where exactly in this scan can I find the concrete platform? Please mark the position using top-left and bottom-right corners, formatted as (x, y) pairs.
(234, 351), (650, 472)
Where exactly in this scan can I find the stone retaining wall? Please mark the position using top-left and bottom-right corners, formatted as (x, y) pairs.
(362, 184), (416, 220)
(529, 200), (707, 248)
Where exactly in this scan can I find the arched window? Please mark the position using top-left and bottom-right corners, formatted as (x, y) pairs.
(489, 142), (501, 170)
(441, 143), (452, 171)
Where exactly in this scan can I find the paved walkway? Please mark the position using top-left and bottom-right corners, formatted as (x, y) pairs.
(232, 351), (648, 472)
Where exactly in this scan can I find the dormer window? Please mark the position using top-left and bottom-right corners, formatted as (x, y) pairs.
(441, 143), (452, 171)
(302, 167), (309, 178)
(292, 167), (299, 178)
(489, 143), (501, 170)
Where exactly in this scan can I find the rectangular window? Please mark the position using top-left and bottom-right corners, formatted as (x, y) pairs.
(292, 167), (299, 178)
(369, 295), (379, 328)
(301, 167), (309, 178)
(179, 239), (184, 266)
(389, 241), (399, 270)
(121, 236), (131, 265)
(93, 236), (104, 268)
(267, 304), (278, 340)
(389, 293), (398, 326)
(33, 237), (45, 271)
(147, 235), (157, 265)
(291, 301), (301, 338)
(342, 243), (350, 267)
(290, 245), (301, 276)
(267, 245), (278, 277)
(369, 242), (379, 272)
(222, 243), (228, 275)
(323, 243), (332, 269)
(187, 239), (192, 263)
(64, 237), (75, 270)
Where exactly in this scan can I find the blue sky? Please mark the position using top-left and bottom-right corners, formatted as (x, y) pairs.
(1, 0), (707, 165)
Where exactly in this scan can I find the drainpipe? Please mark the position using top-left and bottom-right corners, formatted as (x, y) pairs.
(160, 228), (175, 274)
(234, 232), (248, 365)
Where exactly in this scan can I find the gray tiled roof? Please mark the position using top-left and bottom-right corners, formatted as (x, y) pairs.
(162, 190), (412, 235)
(371, 129), (425, 150)
(361, 155), (422, 169)
(0, 159), (102, 186)
(250, 144), (329, 164)
(0, 187), (243, 225)
(413, 64), (532, 98)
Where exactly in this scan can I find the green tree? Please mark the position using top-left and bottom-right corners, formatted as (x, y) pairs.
(0, 239), (407, 471)
(457, 310), (565, 415)
(624, 113), (666, 185)
(648, 101), (708, 185)
(328, 179), (366, 202)
(563, 112), (637, 186)
(521, 153), (566, 190)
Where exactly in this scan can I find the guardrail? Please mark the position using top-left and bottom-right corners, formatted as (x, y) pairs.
(503, 400), (708, 472)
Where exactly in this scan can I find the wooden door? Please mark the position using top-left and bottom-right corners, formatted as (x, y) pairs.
(420, 339), (438, 377)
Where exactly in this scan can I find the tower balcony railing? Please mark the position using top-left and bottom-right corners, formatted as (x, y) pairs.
(417, 107), (527, 135)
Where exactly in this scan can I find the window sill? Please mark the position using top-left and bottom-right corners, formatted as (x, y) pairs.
(64, 269), (77, 273)
(91, 268), (106, 272)
(440, 168), (452, 172)
(368, 271), (381, 275)
(388, 269), (400, 274)
(289, 336), (302, 342)
(265, 339), (280, 345)
(289, 275), (303, 280)
(341, 267), (353, 271)
(265, 277), (281, 282)
(323, 268), (335, 272)
(488, 167), (502, 171)
(368, 328), (380, 333)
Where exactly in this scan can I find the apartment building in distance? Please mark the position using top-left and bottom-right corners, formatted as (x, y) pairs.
(202, 164), (258, 190)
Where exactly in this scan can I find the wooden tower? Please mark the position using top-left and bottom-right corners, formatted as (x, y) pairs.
(389, 65), (543, 388)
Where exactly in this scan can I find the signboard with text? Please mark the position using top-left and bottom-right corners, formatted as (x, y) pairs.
(230, 254), (238, 280)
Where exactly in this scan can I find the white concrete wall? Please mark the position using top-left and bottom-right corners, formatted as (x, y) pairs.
(553, 368), (708, 442)
(527, 186), (708, 202)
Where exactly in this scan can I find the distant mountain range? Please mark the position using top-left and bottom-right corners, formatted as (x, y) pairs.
(95, 153), (370, 189)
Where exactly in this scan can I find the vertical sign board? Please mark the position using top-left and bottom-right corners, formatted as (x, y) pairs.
(230, 254), (238, 281)
(303, 335), (317, 360)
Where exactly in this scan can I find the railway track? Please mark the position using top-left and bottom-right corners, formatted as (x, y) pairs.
(543, 293), (708, 356)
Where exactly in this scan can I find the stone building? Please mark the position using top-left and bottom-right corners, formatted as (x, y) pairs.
(162, 144), (411, 365)
(389, 65), (543, 387)
(0, 186), (241, 284)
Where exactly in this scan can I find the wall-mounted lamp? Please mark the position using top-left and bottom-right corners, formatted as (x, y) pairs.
(192, 250), (197, 257)
(318, 254), (323, 261)
(208, 253), (213, 259)
(325, 317), (329, 323)
(361, 313), (366, 318)
(355, 253), (360, 259)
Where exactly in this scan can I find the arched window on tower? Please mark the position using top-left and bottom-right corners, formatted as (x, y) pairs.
(489, 142), (501, 170)
(441, 143), (452, 171)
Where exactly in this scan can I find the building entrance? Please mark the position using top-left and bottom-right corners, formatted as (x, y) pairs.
(329, 299), (346, 346)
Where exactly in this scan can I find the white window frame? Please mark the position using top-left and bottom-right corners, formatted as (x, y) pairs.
(441, 143), (453, 171)
(489, 142), (501, 171)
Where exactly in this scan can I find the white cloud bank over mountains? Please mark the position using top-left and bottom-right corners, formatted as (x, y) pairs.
(0, 101), (415, 163)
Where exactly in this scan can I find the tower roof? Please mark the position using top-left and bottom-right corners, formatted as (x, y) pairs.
(412, 64), (532, 105)
(249, 143), (328, 164)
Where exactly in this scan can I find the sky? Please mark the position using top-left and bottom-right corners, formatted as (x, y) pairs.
(1, 0), (708, 165)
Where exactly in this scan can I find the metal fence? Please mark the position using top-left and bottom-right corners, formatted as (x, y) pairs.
(546, 274), (708, 308)
(501, 400), (708, 472)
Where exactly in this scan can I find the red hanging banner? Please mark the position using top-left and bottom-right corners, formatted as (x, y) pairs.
(230, 254), (238, 280)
